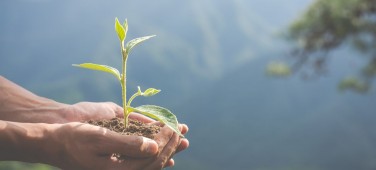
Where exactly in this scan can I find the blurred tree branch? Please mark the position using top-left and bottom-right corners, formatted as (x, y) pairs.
(269, 0), (376, 93)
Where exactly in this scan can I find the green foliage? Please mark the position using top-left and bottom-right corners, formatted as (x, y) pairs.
(72, 63), (121, 81)
(130, 105), (182, 136)
(73, 18), (181, 136)
(127, 86), (160, 107)
(0, 162), (58, 170)
(115, 17), (127, 42)
(143, 88), (161, 97)
(125, 35), (156, 55)
(284, 0), (376, 93)
(266, 61), (291, 77)
(338, 76), (369, 93)
(288, 0), (374, 51)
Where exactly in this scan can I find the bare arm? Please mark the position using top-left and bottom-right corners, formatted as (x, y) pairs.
(0, 76), (122, 123)
(0, 119), (184, 170)
(0, 120), (57, 163)
(0, 76), (189, 169)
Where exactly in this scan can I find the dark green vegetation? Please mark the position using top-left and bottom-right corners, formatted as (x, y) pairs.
(285, 0), (376, 93)
(1, 0), (376, 170)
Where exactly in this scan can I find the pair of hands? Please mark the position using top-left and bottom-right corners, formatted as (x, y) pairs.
(58, 102), (189, 170)
(52, 102), (189, 170)
(0, 76), (189, 170)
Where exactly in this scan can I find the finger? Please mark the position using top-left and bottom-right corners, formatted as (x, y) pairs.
(106, 102), (124, 118)
(73, 102), (120, 121)
(150, 121), (164, 127)
(154, 126), (174, 149)
(175, 124), (189, 154)
(149, 132), (180, 169)
(101, 130), (158, 158)
(93, 102), (121, 120)
(179, 124), (189, 135)
(128, 112), (155, 123)
(164, 158), (175, 168)
(176, 138), (189, 153)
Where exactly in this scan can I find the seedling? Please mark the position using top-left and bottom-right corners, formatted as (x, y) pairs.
(73, 18), (182, 137)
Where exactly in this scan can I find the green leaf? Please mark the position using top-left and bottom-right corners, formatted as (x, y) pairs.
(142, 88), (161, 97)
(125, 35), (156, 55)
(72, 63), (121, 81)
(137, 86), (142, 94)
(123, 19), (128, 34)
(129, 105), (183, 137)
(115, 17), (126, 42)
(126, 87), (160, 107)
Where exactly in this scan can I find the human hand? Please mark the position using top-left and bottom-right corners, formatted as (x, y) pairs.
(61, 108), (190, 168)
(62, 101), (123, 122)
(67, 102), (190, 167)
(0, 76), (189, 168)
(157, 124), (189, 168)
(49, 122), (183, 170)
(56, 104), (189, 168)
(130, 113), (190, 166)
(0, 76), (123, 123)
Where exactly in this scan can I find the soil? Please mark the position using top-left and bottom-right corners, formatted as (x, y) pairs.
(86, 118), (161, 160)
(86, 117), (160, 139)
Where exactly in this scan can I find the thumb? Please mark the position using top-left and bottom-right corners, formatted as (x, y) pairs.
(101, 131), (159, 158)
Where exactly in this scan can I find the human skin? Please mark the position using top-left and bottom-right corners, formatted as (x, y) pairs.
(0, 76), (122, 123)
(0, 76), (189, 169)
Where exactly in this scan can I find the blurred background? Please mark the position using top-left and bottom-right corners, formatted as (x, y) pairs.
(1, 0), (376, 169)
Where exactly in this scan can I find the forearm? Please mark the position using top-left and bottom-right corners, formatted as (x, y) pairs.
(0, 76), (121, 123)
(0, 120), (61, 165)
(0, 76), (70, 123)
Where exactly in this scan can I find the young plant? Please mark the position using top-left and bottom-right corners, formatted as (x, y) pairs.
(73, 18), (182, 137)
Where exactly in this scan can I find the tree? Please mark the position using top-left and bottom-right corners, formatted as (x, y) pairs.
(268, 0), (376, 93)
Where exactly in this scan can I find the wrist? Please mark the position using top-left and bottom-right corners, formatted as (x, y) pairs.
(0, 120), (63, 166)
(39, 123), (66, 167)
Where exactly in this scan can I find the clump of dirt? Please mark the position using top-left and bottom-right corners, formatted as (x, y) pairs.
(86, 117), (160, 139)
(86, 117), (161, 160)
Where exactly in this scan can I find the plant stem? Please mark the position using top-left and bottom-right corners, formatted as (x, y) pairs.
(121, 45), (129, 128)
(127, 92), (140, 107)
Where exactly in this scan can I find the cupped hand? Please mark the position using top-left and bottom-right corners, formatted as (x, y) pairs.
(50, 122), (158, 170)
(50, 122), (184, 170)
(63, 102), (123, 122)
(0, 76), (189, 169)
(127, 112), (190, 167)
(48, 101), (190, 168)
